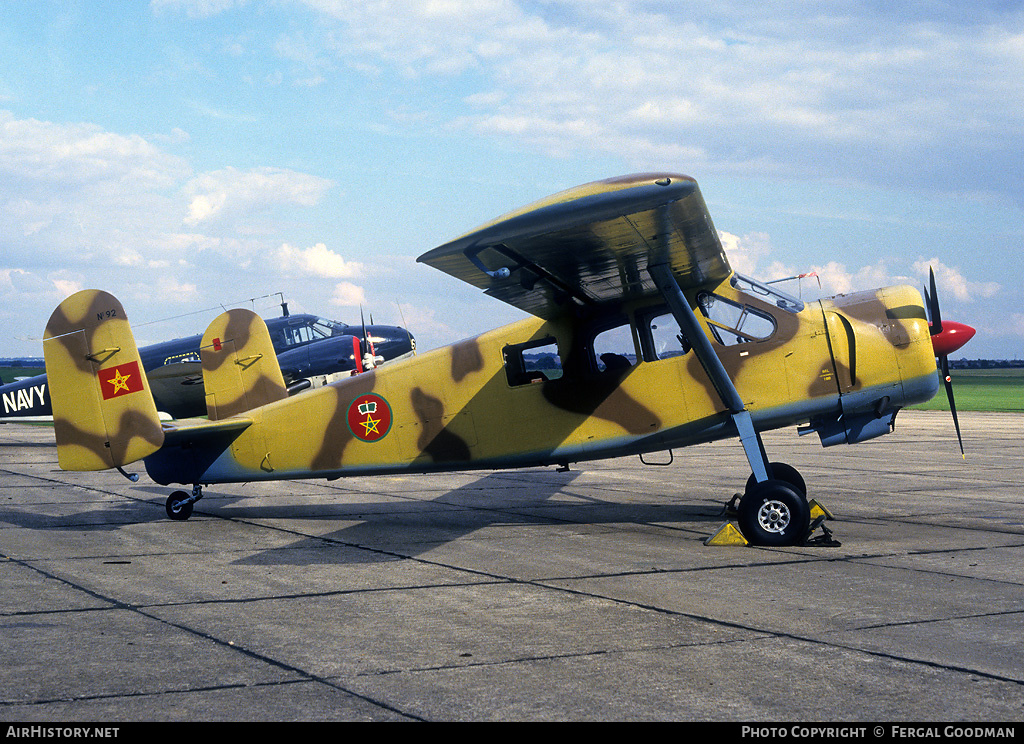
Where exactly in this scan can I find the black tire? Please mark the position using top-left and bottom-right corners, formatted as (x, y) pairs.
(165, 491), (193, 521)
(738, 480), (810, 547)
(745, 462), (806, 497)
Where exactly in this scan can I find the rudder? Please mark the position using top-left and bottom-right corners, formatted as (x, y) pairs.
(43, 290), (164, 471)
(201, 309), (288, 420)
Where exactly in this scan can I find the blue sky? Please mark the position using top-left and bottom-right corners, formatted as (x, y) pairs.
(1, 0), (1021, 359)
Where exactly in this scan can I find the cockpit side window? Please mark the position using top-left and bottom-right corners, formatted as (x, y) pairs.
(637, 307), (690, 362)
(289, 325), (316, 346)
(731, 273), (804, 313)
(697, 291), (776, 346)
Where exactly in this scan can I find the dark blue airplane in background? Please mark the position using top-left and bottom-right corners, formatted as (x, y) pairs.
(0, 305), (415, 421)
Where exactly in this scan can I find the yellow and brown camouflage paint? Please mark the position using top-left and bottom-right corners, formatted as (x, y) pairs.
(201, 308), (288, 421)
(43, 290), (164, 471)
(819, 285), (936, 396)
(205, 272), (935, 482)
(46, 281), (938, 483)
(44, 177), (943, 487)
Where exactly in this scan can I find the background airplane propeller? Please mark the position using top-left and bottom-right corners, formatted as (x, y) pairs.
(924, 267), (977, 457)
(359, 306), (383, 370)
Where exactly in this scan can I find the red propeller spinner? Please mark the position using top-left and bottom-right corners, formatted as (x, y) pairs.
(931, 320), (976, 358)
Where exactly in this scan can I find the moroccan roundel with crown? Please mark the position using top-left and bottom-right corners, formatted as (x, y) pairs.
(346, 393), (393, 443)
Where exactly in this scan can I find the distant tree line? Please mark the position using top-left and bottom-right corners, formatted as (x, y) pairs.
(949, 359), (1024, 369)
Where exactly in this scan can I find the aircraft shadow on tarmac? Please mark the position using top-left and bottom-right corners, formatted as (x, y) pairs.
(2, 470), (727, 563)
(219, 470), (724, 566)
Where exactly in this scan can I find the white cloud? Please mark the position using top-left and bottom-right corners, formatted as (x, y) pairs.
(0, 110), (188, 189)
(150, 0), (248, 19)
(330, 281), (366, 307)
(275, 242), (364, 279)
(0, 268), (82, 304)
(182, 166), (333, 225)
(717, 234), (1003, 306)
(277, 3), (1024, 202)
(152, 276), (200, 303)
(718, 231), (773, 277)
(52, 277), (84, 299)
(913, 258), (1001, 303)
(1009, 313), (1024, 339)
(0, 109), (344, 354)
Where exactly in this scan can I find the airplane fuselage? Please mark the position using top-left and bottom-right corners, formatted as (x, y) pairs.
(144, 274), (940, 486)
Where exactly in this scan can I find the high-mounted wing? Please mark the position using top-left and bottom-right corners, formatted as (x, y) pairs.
(417, 173), (731, 319)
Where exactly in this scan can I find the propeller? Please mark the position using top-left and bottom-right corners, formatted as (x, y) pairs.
(359, 306), (383, 371)
(924, 267), (976, 458)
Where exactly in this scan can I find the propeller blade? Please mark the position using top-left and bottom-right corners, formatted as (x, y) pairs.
(927, 267), (943, 336)
(358, 305), (378, 367)
(359, 306), (369, 355)
(925, 265), (972, 457)
(940, 355), (965, 458)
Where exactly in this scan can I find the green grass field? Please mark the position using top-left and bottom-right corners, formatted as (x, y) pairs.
(0, 366), (44, 385)
(912, 368), (1024, 413)
(2, 366), (1021, 412)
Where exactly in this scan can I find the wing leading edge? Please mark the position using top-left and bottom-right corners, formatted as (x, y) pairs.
(417, 173), (731, 319)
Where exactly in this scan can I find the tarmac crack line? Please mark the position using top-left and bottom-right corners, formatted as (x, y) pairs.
(211, 527), (1024, 691)
(521, 579), (1024, 688)
(6, 448), (1023, 706)
(0, 552), (426, 720)
(186, 501), (1024, 691)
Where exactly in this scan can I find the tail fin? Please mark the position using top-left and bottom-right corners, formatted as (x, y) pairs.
(43, 290), (164, 471)
(201, 309), (287, 420)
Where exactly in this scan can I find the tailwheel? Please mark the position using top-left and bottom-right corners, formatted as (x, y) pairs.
(165, 491), (193, 521)
(165, 485), (202, 521)
(738, 480), (810, 547)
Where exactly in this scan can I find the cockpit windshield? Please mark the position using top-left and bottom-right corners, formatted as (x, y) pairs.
(311, 317), (349, 338)
(276, 316), (351, 349)
(731, 273), (804, 313)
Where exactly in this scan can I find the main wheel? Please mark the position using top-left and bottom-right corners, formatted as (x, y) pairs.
(738, 480), (810, 547)
(165, 491), (194, 521)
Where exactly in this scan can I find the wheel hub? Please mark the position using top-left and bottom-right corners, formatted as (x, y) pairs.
(756, 499), (791, 534)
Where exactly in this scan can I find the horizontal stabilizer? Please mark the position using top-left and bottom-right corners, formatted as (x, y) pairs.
(143, 416), (253, 486)
(43, 290), (164, 471)
(202, 309), (288, 420)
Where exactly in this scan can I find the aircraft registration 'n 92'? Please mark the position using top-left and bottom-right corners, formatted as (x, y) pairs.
(42, 173), (975, 546)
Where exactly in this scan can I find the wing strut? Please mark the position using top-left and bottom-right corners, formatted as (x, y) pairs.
(647, 208), (771, 484)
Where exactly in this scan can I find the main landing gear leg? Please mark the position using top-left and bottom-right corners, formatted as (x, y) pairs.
(647, 229), (812, 547)
(732, 413), (811, 547)
(165, 484), (203, 521)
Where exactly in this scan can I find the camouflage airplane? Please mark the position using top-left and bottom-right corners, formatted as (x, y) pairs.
(2, 305), (414, 421)
(41, 173), (975, 546)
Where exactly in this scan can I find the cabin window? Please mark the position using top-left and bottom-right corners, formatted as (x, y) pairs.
(638, 309), (690, 362)
(311, 320), (337, 338)
(280, 323), (315, 347)
(504, 337), (563, 386)
(697, 292), (776, 345)
(591, 321), (637, 372)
